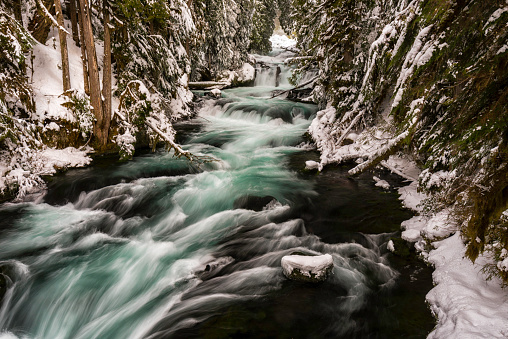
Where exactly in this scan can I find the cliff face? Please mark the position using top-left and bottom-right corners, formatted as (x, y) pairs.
(293, 0), (508, 283)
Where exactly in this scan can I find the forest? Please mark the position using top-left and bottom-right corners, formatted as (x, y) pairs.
(0, 0), (507, 338)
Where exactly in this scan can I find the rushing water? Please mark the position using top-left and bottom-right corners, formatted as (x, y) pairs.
(0, 57), (434, 338)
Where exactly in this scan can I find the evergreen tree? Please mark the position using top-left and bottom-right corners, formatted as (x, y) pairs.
(249, 0), (276, 54)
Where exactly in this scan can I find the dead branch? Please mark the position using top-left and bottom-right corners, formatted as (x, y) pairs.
(270, 76), (318, 99)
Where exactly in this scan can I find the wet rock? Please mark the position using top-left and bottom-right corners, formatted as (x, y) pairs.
(286, 88), (314, 103)
(233, 195), (277, 211)
(281, 254), (333, 283)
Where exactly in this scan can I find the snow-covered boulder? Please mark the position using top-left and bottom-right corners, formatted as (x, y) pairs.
(210, 88), (222, 98)
(281, 254), (333, 283)
(217, 63), (256, 87)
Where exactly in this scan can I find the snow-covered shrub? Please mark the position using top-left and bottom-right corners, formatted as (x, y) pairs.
(113, 0), (194, 119)
(189, 0), (255, 81)
(60, 90), (94, 139)
(0, 9), (34, 116)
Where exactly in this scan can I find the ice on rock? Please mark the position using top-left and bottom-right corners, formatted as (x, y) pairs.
(281, 254), (333, 283)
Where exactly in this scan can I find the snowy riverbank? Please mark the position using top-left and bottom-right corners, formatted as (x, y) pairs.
(307, 110), (508, 337)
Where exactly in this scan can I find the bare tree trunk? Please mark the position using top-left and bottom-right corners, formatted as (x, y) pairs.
(54, 0), (71, 91)
(77, 0), (89, 95)
(102, 0), (112, 141)
(67, 0), (80, 46)
(77, 0), (106, 146)
(13, 0), (23, 24)
(29, 0), (55, 43)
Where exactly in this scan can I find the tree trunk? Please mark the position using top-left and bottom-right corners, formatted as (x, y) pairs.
(54, 0), (71, 91)
(67, 0), (80, 46)
(29, 0), (55, 43)
(77, 0), (106, 146)
(102, 0), (112, 141)
(13, 0), (23, 24)
(77, 0), (89, 95)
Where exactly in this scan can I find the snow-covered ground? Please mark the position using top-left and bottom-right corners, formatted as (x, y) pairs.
(0, 25), (95, 199)
(397, 179), (508, 338)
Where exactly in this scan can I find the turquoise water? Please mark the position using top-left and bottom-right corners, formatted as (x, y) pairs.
(0, 69), (434, 338)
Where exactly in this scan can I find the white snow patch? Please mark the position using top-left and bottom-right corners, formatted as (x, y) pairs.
(305, 160), (320, 170)
(38, 147), (92, 175)
(270, 34), (296, 49)
(427, 233), (508, 339)
(373, 176), (390, 190)
(281, 254), (333, 280)
(387, 240), (395, 252)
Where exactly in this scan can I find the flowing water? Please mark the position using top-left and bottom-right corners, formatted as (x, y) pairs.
(0, 57), (435, 338)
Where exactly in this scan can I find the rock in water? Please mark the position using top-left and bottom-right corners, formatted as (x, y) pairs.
(281, 254), (333, 283)
(233, 195), (277, 211)
(211, 88), (221, 98)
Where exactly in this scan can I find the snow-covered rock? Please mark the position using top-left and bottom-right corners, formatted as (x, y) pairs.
(210, 88), (222, 98)
(373, 176), (390, 190)
(281, 254), (333, 283)
(305, 160), (320, 170)
(217, 63), (256, 87)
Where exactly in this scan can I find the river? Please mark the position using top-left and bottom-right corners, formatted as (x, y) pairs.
(0, 52), (435, 338)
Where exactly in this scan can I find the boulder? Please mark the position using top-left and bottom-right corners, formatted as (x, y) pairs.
(281, 254), (333, 283)
(233, 195), (277, 211)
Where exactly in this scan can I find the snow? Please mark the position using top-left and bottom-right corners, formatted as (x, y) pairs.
(38, 147), (92, 175)
(373, 176), (390, 190)
(0, 24), (96, 198)
(281, 254), (333, 280)
(270, 34), (296, 49)
(484, 6), (508, 34)
(393, 166), (508, 339)
(426, 233), (508, 339)
(305, 160), (320, 170)
(392, 25), (435, 109)
(387, 239), (395, 252)
(217, 63), (255, 87)
(210, 88), (221, 98)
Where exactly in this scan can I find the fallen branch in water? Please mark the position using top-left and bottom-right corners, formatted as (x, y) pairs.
(144, 117), (218, 164)
(271, 76), (318, 99)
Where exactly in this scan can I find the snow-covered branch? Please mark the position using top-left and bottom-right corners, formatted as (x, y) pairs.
(36, 0), (70, 34)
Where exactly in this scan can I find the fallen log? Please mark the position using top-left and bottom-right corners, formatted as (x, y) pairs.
(188, 81), (229, 90)
(270, 76), (318, 99)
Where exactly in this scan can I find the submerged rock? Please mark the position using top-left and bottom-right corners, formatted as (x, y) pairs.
(233, 195), (277, 211)
(281, 254), (333, 283)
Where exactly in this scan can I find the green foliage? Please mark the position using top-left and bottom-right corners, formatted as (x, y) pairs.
(61, 90), (94, 138)
(112, 0), (193, 115)
(189, 0), (255, 80)
(249, 0), (277, 54)
(0, 9), (35, 116)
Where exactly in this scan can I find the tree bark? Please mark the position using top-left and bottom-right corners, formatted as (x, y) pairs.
(54, 0), (71, 91)
(77, 0), (106, 146)
(102, 0), (112, 142)
(13, 0), (23, 24)
(29, 0), (55, 43)
(77, 0), (89, 95)
(67, 0), (80, 46)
